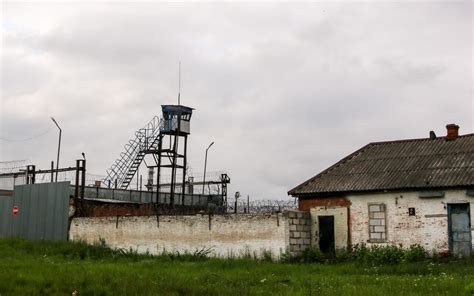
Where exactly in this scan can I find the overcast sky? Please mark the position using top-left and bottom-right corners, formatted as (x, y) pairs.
(1, 1), (473, 199)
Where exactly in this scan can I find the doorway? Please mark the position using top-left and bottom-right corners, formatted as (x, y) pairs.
(447, 203), (472, 257)
(318, 216), (335, 254)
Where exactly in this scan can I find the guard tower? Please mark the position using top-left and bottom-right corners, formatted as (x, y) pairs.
(156, 105), (193, 205)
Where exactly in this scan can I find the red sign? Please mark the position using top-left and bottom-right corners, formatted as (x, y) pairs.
(12, 206), (19, 216)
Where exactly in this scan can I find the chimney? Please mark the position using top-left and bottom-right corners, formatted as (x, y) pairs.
(446, 124), (459, 140)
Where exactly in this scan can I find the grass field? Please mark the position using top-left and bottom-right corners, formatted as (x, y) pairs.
(0, 238), (473, 295)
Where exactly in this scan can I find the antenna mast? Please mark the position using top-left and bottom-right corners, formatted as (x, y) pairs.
(178, 61), (181, 106)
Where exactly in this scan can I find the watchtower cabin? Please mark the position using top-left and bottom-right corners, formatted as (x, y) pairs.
(161, 105), (193, 135)
(156, 105), (194, 205)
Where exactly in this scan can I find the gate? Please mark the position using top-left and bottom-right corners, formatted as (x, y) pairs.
(447, 203), (472, 257)
(0, 182), (71, 241)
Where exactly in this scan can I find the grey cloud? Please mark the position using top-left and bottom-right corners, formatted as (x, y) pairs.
(375, 58), (446, 85)
(1, 2), (472, 199)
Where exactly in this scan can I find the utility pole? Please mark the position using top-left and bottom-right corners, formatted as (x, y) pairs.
(51, 117), (62, 182)
(202, 141), (214, 195)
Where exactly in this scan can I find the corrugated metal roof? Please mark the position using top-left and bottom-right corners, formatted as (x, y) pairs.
(288, 134), (474, 196)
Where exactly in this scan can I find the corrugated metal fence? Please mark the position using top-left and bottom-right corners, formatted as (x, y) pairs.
(0, 182), (70, 241)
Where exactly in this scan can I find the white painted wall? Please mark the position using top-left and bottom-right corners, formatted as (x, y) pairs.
(310, 207), (348, 249)
(348, 189), (474, 252)
(69, 214), (289, 258)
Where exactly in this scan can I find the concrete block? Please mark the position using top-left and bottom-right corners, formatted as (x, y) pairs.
(300, 245), (310, 251)
(299, 219), (307, 225)
(303, 239), (311, 245)
(374, 226), (385, 232)
(296, 225), (304, 231)
(289, 225), (297, 231)
(369, 219), (381, 226)
(293, 232), (301, 238)
(290, 238), (298, 245)
(374, 212), (385, 219)
(370, 232), (381, 239)
(369, 205), (380, 212)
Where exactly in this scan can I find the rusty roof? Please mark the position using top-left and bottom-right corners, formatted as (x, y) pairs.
(288, 133), (474, 196)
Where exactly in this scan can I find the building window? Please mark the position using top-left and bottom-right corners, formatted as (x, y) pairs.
(368, 203), (387, 242)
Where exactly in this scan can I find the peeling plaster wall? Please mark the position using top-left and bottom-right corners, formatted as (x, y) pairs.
(348, 189), (474, 252)
(69, 213), (292, 258)
(310, 207), (349, 250)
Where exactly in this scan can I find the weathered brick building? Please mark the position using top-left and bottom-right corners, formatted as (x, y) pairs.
(289, 124), (473, 257)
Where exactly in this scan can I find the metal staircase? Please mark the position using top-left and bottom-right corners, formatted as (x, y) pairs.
(102, 116), (162, 189)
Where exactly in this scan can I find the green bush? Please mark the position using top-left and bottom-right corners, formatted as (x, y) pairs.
(404, 244), (427, 262)
(261, 249), (274, 262)
(279, 248), (293, 263)
(352, 244), (427, 265)
(464, 282), (474, 294)
(161, 247), (213, 261)
(283, 244), (428, 265)
(335, 248), (353, 262)
(302, 247), (325, 263)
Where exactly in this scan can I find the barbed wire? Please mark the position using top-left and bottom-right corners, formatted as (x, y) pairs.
(0, 160), (28, 173)
(0, 171), (297, 214)
(225, 199), (298, 214)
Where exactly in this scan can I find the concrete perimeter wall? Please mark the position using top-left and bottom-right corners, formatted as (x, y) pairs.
(69, 212), (310, 259)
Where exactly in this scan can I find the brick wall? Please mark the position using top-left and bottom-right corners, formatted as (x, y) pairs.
(82, 202), (156, 216)
(286, 210), (311, 256)
(298, 196), (350, 212)
(77, 200), (208, 217)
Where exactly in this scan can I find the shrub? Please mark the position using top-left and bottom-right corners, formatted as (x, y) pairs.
(279, 248), (293, 263)
(162, 247), (213, 261)
(302, 247), (325, 263)
(261, 249), (274, 262)
(335, 248), (353, 262)
(404, 244), (427, 262)
(193, 247), (214, 260)
(352, 244), (427, 265)
(464, 282), (474, 294)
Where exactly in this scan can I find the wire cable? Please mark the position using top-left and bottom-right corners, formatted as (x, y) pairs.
(0, 128), (54, 142)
